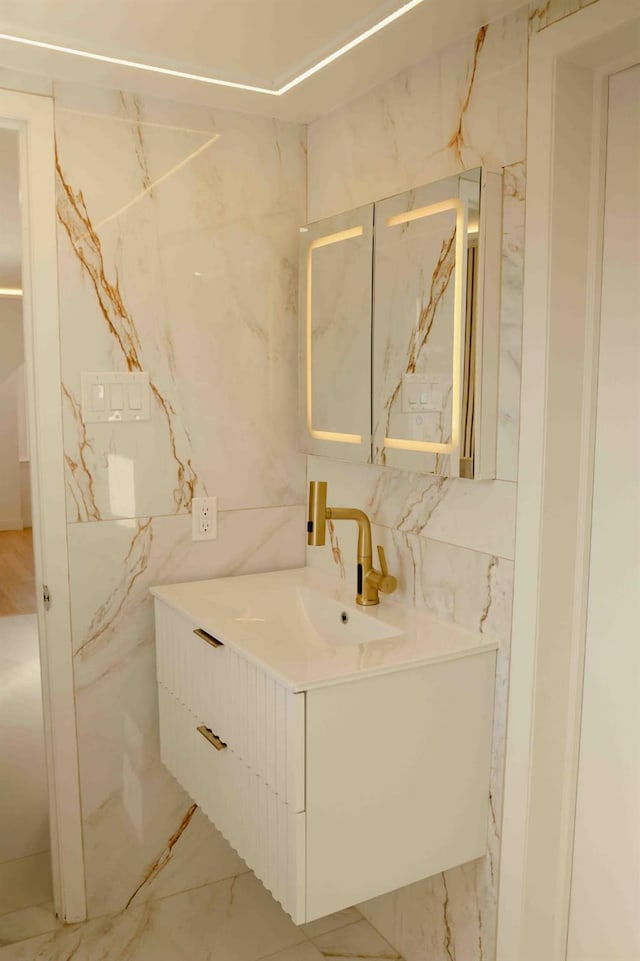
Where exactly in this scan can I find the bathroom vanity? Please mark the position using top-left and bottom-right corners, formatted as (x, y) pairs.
(151, 567), (497, 924)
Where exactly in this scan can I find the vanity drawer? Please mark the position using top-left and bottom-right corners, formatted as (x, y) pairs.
(158, 682), (305, 921)
(154, 599), (304, 808)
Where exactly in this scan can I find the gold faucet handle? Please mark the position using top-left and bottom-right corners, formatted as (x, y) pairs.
(375, 545), (398, 594)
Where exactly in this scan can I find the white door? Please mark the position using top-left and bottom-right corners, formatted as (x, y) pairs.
(566, 63), (640, 961)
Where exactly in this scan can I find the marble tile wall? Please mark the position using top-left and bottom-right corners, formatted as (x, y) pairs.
(53, 86), (307, 917)
(528, 0), (600, 32)
(306, 1), (601, 956)
(305, 9), (528, 961)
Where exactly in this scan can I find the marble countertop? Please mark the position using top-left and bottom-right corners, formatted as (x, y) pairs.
(151, 566), (498, 692)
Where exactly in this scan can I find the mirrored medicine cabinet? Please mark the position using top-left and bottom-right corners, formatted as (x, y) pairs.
(299, 167), (502, 479)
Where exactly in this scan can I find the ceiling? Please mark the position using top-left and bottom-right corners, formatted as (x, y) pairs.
(0, 0), (524, 282)
(0, 0), (524, 121)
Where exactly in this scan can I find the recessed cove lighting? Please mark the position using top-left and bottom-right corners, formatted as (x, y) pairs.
(0, 1), (426, 98)
(0, 287), (23, 297)
(278, 0), (427, 94)
(0, 32), (279, 94)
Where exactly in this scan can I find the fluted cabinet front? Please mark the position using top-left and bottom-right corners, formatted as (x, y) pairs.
(154, 596), (497, 925)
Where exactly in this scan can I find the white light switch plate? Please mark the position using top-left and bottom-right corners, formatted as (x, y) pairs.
(81, 372), (150, 423)
(401, 372), (444, 413)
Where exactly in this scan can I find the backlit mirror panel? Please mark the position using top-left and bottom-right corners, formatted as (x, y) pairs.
(299, 167), (500, 478)
(299, 205), (373, 463)
(372, 170), (481, 476)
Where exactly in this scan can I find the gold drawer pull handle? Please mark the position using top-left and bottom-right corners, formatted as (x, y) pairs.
(197, 725), (227, 751)
(193, 628), (223, 648)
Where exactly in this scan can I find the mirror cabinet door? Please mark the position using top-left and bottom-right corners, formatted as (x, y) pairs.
(298, 168), (501, 477)
(372, 171), (481, 477)
(299, 205), (373, 463)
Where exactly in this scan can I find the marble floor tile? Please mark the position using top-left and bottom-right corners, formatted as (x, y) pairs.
(300, 907), (362, 940)
(258, 945), (324, 961)
(0, 873), (307, 961)
(0, 616), (49, 865)
(0, 854), (52, 917)
(310, 919), (403, 960)
(0, 903), (61, 948)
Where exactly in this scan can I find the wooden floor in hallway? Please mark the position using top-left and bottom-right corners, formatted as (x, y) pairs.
(0, 529), (36, 617)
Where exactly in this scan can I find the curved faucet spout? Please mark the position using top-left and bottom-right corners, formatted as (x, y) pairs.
(307, 481), (397, 606)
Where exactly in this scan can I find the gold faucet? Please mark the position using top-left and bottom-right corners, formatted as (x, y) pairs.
(307, 481), (398, 606)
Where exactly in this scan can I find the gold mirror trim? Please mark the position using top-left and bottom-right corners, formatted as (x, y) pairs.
(383, 197), (467, 455)
(306, 226), (364, 445)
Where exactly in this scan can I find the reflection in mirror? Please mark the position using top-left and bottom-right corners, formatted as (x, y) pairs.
(299, 205), (373, 464)
(372, 169), (481, 477)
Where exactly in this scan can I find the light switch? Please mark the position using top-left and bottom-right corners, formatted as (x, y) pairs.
(402, 373), (445, 413)
(128, 385), (142, 410)
(81, 372), (151, 424)
(110, 384), (124, 411)
(91, 384), (105, 411)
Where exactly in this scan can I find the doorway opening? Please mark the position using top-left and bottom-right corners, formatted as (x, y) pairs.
(0, 124), (56, 941)
(0, 88), (86, 937)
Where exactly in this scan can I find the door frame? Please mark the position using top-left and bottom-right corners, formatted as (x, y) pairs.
(0, 88), (86, 922)
(496, 2), (640, 959)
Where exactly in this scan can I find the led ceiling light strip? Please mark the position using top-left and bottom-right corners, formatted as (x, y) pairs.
(0, 0), (426, 98)
(0, 32), (278, 94)
(278, 0), (426, 94)
(0, 287), (23, 297)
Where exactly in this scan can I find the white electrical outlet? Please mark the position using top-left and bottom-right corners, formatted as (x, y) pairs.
(192, 496), (218, 541)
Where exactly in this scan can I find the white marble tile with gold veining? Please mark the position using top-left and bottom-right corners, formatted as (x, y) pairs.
(0, 903), (61, 948)
(67, 505), (304, 917)
(306, 518), (513, 645)
(0, 873), (307, 961)
(263, 945), (324, 961)
(301, 907), (363, 941)
(379, 528), (513, 644)
(0, 855), (52, 919)
(311, 919), (403, 960)
(0, 615), (49, 865)
(307, 456), (516, 561)
(0, 69), (53, 97)
(529, 0), (600, 33)
(358, 859), (492, 961)
(307, 9), (528, 222)
(54, 87), (306, 522)
(124, 809), (250, 910)
(497, 161), (525, 482)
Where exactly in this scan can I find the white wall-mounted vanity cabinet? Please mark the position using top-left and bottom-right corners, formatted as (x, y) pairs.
(299, 167), (502, 479)
(152, 569), (497, 924)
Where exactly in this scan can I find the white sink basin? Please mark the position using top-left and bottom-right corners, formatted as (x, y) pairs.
(151, 567), (498, 691)
(216, 585), (402, 647)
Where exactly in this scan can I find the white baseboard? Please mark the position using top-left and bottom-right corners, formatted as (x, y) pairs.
(0, 518), (24, 531)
